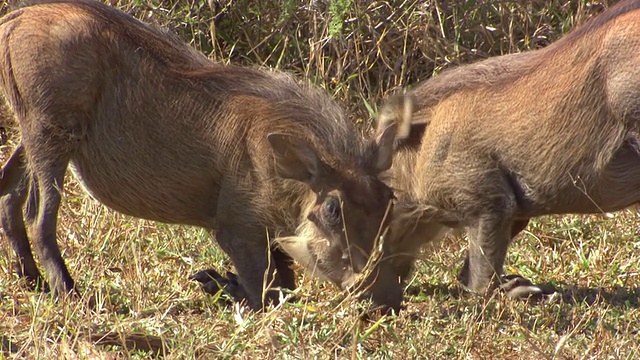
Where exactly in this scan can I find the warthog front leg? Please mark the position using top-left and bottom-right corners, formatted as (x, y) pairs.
(194, 180), (297, 310)
(458, 218), (553, 298)
(497, 218), (555, 299)
(457, 215), (512, 293)
(191, 246), (296, 305)
(498, 274), (553, 298)
(197, 225), (296, 310)
(0, 145), (47, 290)
(190, 268), (246, 302)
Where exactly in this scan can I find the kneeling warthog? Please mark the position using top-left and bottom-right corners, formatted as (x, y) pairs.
(378, 0), (640, 298)
(0, 0), (402, 311)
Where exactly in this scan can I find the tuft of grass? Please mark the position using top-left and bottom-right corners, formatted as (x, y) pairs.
(1, 0), (638, 358)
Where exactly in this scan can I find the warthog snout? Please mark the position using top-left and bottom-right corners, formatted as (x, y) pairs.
(341, 259), (403, 314)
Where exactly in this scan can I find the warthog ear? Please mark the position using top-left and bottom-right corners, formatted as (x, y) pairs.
(267, 133), (322, 183)
(376, 94), (414, 143)
(374, 122), (398, 172)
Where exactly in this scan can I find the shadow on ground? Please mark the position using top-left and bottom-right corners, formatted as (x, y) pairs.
(406, 281), (640, 308)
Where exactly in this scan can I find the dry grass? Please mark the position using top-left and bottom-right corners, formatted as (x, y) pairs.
(1, 0), (639, 358)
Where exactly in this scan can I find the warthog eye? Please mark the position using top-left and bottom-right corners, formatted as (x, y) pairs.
(322, 196), (342, 227)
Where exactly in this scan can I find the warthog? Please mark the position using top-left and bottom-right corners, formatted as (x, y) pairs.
(0, 0), (402, 311)
(377, 0), (640, 298)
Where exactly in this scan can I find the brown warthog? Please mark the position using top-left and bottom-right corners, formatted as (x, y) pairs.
(377, 0), (640, 298)
(0, 0), (402, 311)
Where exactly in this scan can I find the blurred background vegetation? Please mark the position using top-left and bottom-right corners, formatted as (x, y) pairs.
(87, 1), (627, 119)
(2, 0), (617, 122)
(0, 0), (623, 125)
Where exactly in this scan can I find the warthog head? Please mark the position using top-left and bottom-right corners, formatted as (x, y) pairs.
(273, 124), (403, 312)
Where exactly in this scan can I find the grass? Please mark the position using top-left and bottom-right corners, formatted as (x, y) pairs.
(1, 0), (639, 358)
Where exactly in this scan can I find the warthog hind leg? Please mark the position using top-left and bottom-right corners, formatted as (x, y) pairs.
(21, 119), (79, 296)
(0, 145), (47, 290)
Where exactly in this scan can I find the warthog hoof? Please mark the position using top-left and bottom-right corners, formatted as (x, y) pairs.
(499, 274), (556, 299)
(189, 269), (247, 303)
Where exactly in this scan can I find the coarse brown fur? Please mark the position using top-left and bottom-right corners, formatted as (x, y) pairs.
(378, 0), (640, 297)
(0, 0), (402, 311)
